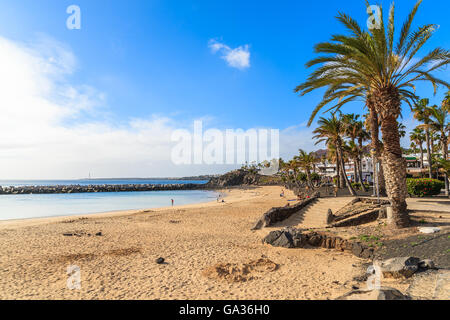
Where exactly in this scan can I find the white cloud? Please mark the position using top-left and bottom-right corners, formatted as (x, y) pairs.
(279, 124), (321, 160)
(0, 35), (316, 179)
(0, 35), (189, 179)
(208, 39), (250, 70)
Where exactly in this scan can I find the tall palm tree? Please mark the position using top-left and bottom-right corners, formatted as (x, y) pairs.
(356, 120), (370, 190)
(295, 149), (320, 186)
(413, 98), (435, 178)
(326, 142), (341, 187)
(341, 114), (360, 182)
(345, 140), (363, 187)
(409, 142), (419, 155)
(295, 0), (450, 228)
(428, 105), (449, 196)
(442, 91), (450, 113)
(398, 123), (407, 139)
(341, 114), (369, 190)
(364, 110), (387, 195)
(410, 127), (426, 170)
(313, 116), (357, 195)
(431, 131), (441, 153)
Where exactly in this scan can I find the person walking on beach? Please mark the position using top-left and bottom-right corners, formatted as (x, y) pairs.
(171, 199), (174, 207)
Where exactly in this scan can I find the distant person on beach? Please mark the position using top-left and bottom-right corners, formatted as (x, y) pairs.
(171, 199), (174, 207)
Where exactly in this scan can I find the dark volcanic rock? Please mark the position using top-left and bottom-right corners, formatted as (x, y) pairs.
(0, 183), (202, 195)
(418, 259), (436, 270)
(263, 229), (374, 259)
(360, 247), (375, 259)
(352, 242), (364, 257)
(374, 231), (450, 269)
(376, 257), (421, 279)
(308, 234), (323, 247)
(263, 231), (294, 248)
(262, 231), (283, 245)
(271, 232), (294, 248)
(205, 170), (257, 188)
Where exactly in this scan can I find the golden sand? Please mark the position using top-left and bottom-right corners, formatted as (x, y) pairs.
(0, 186), (365, 300)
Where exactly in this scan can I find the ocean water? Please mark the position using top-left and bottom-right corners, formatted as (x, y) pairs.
(0, 180), (217, 221)
(0, 179), (208, 187)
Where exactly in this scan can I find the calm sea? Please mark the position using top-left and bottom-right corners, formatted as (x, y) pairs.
(0, 179), (208, 187)
(0, 179), (217, 221)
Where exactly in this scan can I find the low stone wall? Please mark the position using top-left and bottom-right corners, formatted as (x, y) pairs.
(251, 194), (319, 230)
(329, 197), (391, 227)
(0, 183), (203, 195)
(263, 228), (375, 259)
(329, 209), (382, 228)
(359, 198), (390, 205)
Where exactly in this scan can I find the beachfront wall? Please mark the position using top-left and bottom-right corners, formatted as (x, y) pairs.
(251, 194), (319, 230)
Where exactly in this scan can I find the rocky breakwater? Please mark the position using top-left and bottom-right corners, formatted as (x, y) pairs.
(0, 183), (203, 195)
(204, 169), (282, 189)
(204, 169), (259, 188)
(263, 228), (375, 259)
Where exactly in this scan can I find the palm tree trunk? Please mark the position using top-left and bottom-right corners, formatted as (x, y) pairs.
(357, 156), (368, 192)
(419, 143), (424, 171)
(442, 134), (449, 197)
(378, 161), (387, 195)
(306, 169), (312, 188)
(339, 162), (346, 188)
(335, 150), (341, 188)
(426, 129), (433, 179)
(339, 170), (346, 188)
(375, 90), (410, 228)
(368, 103), (387, 196)
(337, 141), (357, 196)
(358, 138), (366, 188)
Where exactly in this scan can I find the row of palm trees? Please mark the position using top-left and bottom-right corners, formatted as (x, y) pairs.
(294, 0), (450, 229)
(278, 112), (371, 195)
(409, 99), (449, 194)
(279, 95), (449, 195)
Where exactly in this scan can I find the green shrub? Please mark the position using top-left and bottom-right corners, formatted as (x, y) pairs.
(406, 178), (444, 197)
(351, 182), (370, 190)
(310, 172), (321, 181)
(296, 172), (307, 182)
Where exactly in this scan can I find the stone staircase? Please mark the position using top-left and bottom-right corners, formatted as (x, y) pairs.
(271, 197), (355, 229)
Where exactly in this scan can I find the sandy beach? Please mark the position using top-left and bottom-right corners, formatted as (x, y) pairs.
(0, 186), (368, 300)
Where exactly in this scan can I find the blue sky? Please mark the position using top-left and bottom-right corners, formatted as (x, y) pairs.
(0, 0), (449, 178)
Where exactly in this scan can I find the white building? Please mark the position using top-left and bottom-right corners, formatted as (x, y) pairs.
(315, 157), (374, 183)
